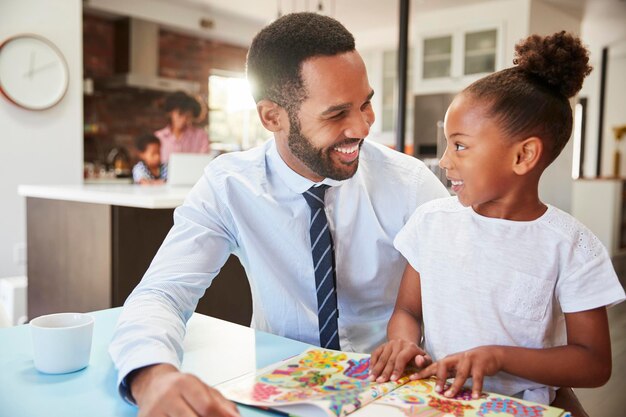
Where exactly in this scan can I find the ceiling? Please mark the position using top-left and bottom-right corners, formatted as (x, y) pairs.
(163, 0), (588, 31)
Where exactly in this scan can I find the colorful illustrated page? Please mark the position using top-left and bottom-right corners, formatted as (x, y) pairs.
(217, 348), (408, 417)
(218, 348), (571, 417)
(350, 379), (571, 417)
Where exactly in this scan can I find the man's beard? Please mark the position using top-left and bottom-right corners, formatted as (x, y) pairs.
(287, 112), (362, 181)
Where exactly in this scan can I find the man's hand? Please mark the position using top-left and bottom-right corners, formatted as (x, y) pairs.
(413, 346), (503, 399)
(131, 364), (240, 417)
(369, 339), (432, 382)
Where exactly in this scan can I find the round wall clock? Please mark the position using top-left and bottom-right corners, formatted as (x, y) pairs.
(0, 34), (69, 110)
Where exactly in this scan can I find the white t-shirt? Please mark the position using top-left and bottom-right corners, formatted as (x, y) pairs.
(394, 196), (625, 404)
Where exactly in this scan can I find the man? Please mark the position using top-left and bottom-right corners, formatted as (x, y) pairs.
(109, 12), (448, 417)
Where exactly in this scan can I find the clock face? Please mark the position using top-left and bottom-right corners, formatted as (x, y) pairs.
(0, 34), (69, 110)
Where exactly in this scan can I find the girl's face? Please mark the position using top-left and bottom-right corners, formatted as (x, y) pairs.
(273, 51), (375, 182)
(439, 94), (520, 215)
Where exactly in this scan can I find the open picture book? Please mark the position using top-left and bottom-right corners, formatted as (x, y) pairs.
(216, 347), (571, 417)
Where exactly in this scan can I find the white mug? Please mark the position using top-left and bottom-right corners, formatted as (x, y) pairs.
(30, 312), (94, 374)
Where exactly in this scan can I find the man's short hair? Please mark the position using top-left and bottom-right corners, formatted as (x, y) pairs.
(246, 12), (355, 112)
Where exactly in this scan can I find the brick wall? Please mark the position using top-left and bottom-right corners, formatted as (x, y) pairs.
(160, 29), (247, 95)
(83, 14), (248, 166)
(83, 14), (115, 79)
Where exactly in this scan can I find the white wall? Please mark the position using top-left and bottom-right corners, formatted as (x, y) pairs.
(579, 0), (626, 178)
(0, 0), (83, 278)
(530, 0), (581, 213)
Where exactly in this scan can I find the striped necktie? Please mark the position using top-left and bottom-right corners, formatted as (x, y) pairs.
(302, 184), (340, 350)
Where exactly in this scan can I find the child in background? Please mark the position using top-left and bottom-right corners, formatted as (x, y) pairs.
(369, 31), (625, 414)
(132, 134), (167, 185)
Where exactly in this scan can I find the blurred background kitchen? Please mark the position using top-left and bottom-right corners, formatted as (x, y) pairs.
(81, 12), (260, 182)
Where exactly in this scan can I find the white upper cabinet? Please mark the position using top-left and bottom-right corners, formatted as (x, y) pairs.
(415, 23), (504, 94)
(463, 29), (498, 75)
(422, 35), (453, 79)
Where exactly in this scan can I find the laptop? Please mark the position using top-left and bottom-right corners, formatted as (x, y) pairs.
(167, 153), (215, 186)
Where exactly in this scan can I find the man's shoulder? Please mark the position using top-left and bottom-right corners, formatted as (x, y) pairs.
(360, 140), (428, 177)
(361, 140), (422, 164)
(358, 141), (449, 204)
(207, 141), (269, 181)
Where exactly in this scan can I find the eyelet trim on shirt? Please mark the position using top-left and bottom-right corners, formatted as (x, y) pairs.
(543, 207), (604, 260)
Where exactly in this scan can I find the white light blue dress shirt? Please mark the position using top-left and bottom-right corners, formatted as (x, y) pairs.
(109, 138), (448, 392)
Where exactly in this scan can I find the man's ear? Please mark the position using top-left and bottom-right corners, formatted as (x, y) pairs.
(256, 100), (286, 133)
(513, 137), (543, 175)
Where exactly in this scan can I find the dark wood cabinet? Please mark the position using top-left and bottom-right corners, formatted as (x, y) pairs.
(26, 197), (252, 326)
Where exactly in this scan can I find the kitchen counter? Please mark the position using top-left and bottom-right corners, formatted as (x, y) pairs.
(19, 184), (251, 324)
(18, 184), (189, 209)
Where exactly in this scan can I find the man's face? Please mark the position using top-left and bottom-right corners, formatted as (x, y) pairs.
(278, 51), (375, 182)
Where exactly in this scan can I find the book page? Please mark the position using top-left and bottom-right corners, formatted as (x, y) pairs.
(349, 378), (571, 417)
(217, 347), (571, 417)
(216, 347), (408, 417)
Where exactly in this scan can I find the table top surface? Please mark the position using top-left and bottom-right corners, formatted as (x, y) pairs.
(18, 184), (191, 209)
(0, 308), (311, 417)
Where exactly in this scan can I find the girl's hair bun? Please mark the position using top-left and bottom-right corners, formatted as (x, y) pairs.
(514, 31), (592, 98)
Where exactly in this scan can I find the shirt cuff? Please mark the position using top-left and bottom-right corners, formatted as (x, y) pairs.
(119, 372), (138, 405)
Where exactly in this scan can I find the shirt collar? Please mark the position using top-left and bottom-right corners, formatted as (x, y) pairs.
(268, 139), (346, 194)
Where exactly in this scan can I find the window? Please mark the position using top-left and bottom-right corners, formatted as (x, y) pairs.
(208, 72), (268, 150)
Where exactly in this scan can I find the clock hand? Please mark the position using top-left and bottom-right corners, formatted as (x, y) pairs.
(24, 60), (58, 77)
(27, 50), (36, 79)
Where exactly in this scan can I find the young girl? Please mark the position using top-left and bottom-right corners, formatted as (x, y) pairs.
(132, 134), (167, 185)
(369, 31), (625, 412)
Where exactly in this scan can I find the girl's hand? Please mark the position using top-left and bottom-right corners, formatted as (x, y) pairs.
(413, 346), (503, 399)
(369, 339), (432, 383)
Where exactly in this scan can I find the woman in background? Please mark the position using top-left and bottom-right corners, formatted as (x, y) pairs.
(155, 91), (210, 164)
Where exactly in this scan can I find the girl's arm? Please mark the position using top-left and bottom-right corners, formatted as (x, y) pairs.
(369, 264), (431, 382)
(415, 307), (612, 399)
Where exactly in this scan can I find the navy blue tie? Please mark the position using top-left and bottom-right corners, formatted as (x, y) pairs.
(302, 185), (340, 350)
